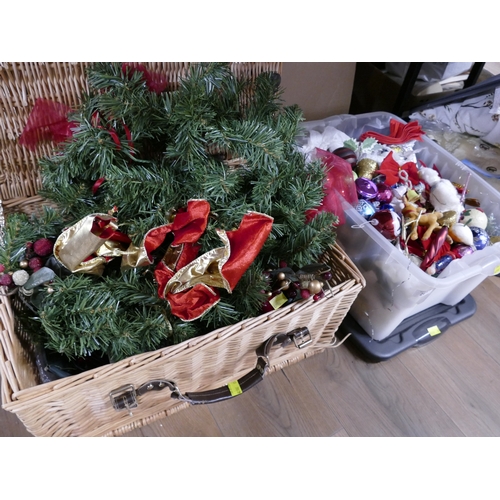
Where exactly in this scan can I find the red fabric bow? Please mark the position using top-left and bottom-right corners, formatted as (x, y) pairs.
(145, 200), (273, 321)
(19, 98), (77, 151)
(359, 119), (424, 145)
(377, 151), (420, 187)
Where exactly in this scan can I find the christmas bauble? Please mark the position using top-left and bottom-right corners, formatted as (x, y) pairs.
(307, 279), (323, 295)
(371, 173), (387, 184)
(453, 244), (475, 258)
(355, 177), (378, 200)
(470, 226), (490, 250)
(356, 158), (378, 179)
(370, 210), (401, 240)
(460, 208), (488, 230)
(376, 183), (393, 203)
(449, 223), (474, 246)
(355, 199), (376, 219)
(332, 147), (357, 166)
(438, 211), (458, 227)
(434, 254), (454, 275)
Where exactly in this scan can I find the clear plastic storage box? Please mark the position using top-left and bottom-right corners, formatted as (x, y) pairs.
(299, 112), (500, 341)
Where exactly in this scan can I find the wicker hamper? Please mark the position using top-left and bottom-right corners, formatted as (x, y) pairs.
(0, 62), (365, 437)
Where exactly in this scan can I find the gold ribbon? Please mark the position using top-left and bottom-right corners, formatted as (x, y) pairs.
(163, 229), (231, 296)
(54, 214), (127, 276)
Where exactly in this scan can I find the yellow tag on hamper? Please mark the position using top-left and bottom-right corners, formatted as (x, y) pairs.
(428, 325), (441, 336)
(494, 265), (500, 275)
(269, 292), (288, 310)
(227, 380), (243, 397)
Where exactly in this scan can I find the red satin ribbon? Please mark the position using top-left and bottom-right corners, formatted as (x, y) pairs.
(167, 285), (221, 322)
(221, 212), (274, 291)
(156, 208), (273, 322)
(92, 178), (107, 195)
(359, 119), (424, 145)
(91, 215), (132, 244)
(144, 199), (210, 262)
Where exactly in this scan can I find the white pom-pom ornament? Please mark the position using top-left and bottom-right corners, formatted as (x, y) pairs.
(419, 167), (464, 215)
(12, 270), (30, 286)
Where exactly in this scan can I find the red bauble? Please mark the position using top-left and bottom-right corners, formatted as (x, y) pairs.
(370, 210), (401, 240)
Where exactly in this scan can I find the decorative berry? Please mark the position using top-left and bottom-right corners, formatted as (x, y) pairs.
(0, 273), (13, 287)
(0, 264), (5, 273)
(29, 257), (44, 270)
(300, 289), (311, 300)
(33, 238), (54, 257)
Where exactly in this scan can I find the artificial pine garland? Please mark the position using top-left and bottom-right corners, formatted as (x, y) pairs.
(0, 62), (337, 370)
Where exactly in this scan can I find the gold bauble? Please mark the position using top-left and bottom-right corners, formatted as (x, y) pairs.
(356, 159), (378, 179)
(19, 260), (29, 269)
(307, 279), (323, 295)
(438, 211), (457, 227)
(277, 272), (286, 281)
(279, 280), (290, 291)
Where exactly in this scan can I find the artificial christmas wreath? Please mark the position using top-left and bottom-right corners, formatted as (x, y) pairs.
(0, 62), (339, 376)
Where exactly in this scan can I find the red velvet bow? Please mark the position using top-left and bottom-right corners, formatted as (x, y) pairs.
(359, 119), (424, 145)
(377, 151), (420, 187)
(19, 98), (77, 151)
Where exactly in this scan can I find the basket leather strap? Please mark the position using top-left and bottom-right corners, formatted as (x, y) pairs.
(174, 327), (310, 405)
(109, 327), (311, 411)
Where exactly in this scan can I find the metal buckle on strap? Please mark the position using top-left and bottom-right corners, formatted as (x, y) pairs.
(109, 384), (138, 415)
(109, 380), (178, 414)
(290, 327), (312, 349)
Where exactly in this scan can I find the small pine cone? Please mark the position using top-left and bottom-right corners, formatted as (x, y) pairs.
(33, 238), (54, 257)
(0, 273), (13, 287)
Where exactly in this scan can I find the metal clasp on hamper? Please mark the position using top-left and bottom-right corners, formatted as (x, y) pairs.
(109, 384), (138, 414)
(109, 380), (179, 414)
(290, 327), (312, 349)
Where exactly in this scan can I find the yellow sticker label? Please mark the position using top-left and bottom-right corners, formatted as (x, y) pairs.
(227, 380), (242, 397)
(269, 292), (288, 310)
(428, 326), (441, 336)
(494, 265), (500, 275)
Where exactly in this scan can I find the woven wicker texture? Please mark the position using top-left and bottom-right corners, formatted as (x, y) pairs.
(0, 62), (365, 437)
(0, 62), (282, 214)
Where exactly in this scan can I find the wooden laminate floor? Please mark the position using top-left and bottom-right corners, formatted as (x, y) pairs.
(2, 273), (500, 438)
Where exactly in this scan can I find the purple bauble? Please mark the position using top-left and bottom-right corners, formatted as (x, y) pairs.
(355, 177), (378, 200)
(453, 244), (475, 258)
